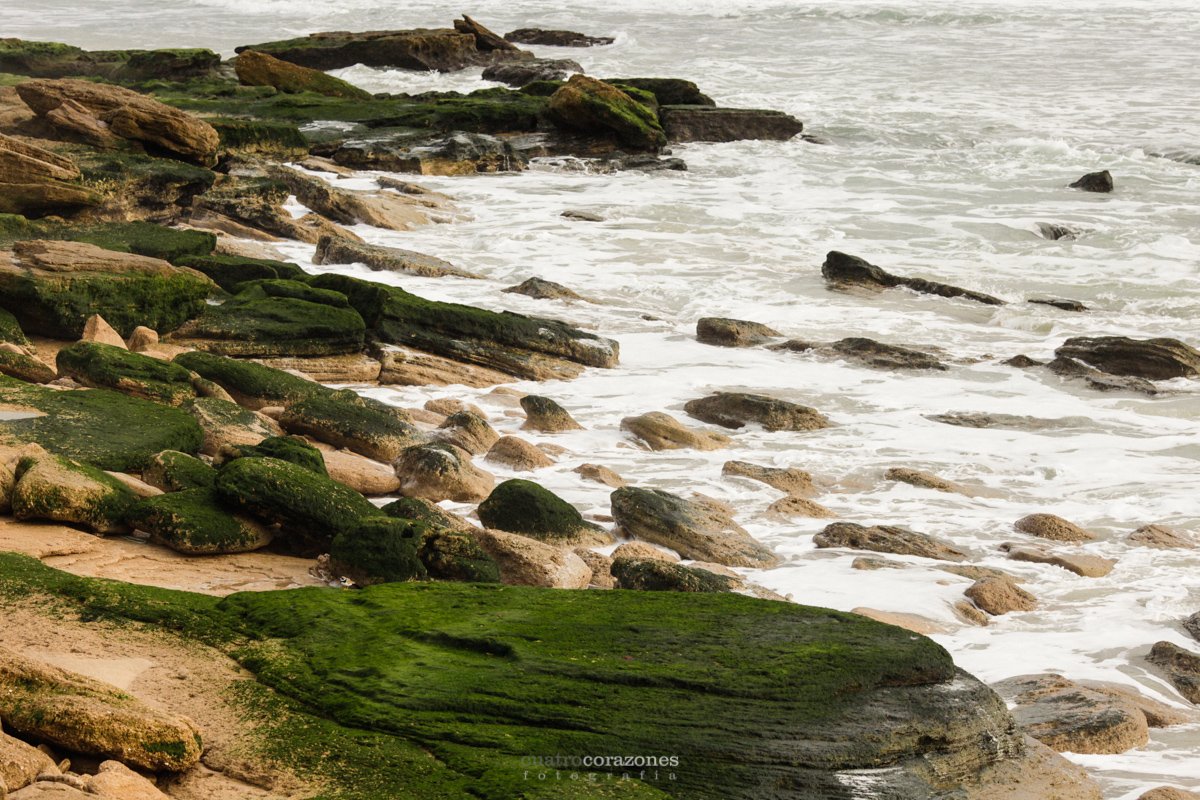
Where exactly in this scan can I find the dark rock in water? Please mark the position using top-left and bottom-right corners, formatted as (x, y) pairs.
(315, 235), (477, 279)
(1185, 611), (1200, 642)
(1047, 356), (1161, 396)
(454, 14), (521, 52)
(684, 392), (830, 432)
(770, 338), (817, 353)
(696, 317), (781, 347)
(829, 337), (947, 371)
(605, 78), (714, 106)
(1004, 354), (1044, 368)
(1036, 222), (1084, 241)
(602, 152), (687, 172)
(1055, 336), (1200, 379)
(928, 412), (1089, 432)
(1151, 150), (1200, 166)
(329, 132), (525, 174)
(505, 28), (615, 47)
(660, 105), (803, 142)
(482, 58), (581, 86)
(801, 133), (833, 145)
(1069, 170), (1114, 193)
(822, 251), (1005, 306)
(1030, 298), (1089, 312)
(0, 37), (220, 81)
(992, 674), (1148, 755)
(1146, 641), (1200, 704)
(235, 28), (507, 72)
(560, 209), (603, 222)
(502, 277), (582, 301)
(814, 522), (967, 562)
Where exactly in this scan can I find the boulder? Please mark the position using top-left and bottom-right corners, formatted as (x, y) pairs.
(611, 541), (678, 562)
(453, 15), (522, 52)
(329, 131), (525, 176)
(173, 351), (325, 409)
(314, 235), (476, 279)
(574, 548), (616, 588)
(683, 391), (831, 431)
(482, 58), (581, 86)
(269, 166), (438, 231)
(1, 722), (57, 794)
(187, 397), (283, 456)
(611, 557), (738, 592)
(814, 522), (967, 562)
(81, 315), (127, 348)
(318, 447), (401, 496)
(16, 78), (219, 165)
(393, 442), (494, 503)
(473, 529), (591, 589)
(928, 411), (1087, 432)
(56, 342), (196, 406)
(174, 253), (306, 294)
(767, 495), (836, 518)
(128, 487), (273, 554)
(965, 576), (1037, 616)
(1014, 513), (1096, 543)
(502, 277), (582, 301)
(610, 486), (780, 567)
(477, 479), (609, 546)
(0, 309), (28, 345)
(1128, 524), (1197, 549)
(1069, 170), (1113, 193)
(142, 449), (217, 492)
(0, 350), (56, 384)
(234, 49), (372, 99)
(1054, 336), (1200, 380)
(0, 133), (97, 217)
(1002, 544), (1116, 578)
(85, 761), (172, 800)
(435, 411), (499, 455)
(603, 78), (714, 106)
(620, 411), (731, 450)
(822, 250), (1005, 305)
(561, 209), (604, 222)
(992, 674), (1148, 754)
(234, 29), (486, 71)
(485, 436), (553, 470)
(659, 105), (804, 142)
(1139, 789), (1200, 800)
(695, 316), (780, 347)
(886, 467), (966, 494)
(828, 337), (947, 371)
(852, 608), (949, 636)
(279, 389), (422, 462)
(573, 463), (625, 487)
(0, 240), (211, 339)
(417, 529), (501, 583)
(330, 516), (429, 586)
(0, 647), (201, 771)
(10, 450), (136, 533)
(1146, 642), (1200, 704)
(547, 74), (666, 151)
(253, 353), (382, 384)
(381, 496), (475, 532)
(1030, 297), (1089, 311)
(1077, 680), (1196, 728)
(520, 394), (582, 432)
(722, 460), (815, 496)
(504, 28), (615, 47)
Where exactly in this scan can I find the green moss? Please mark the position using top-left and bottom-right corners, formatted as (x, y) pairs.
(75, 151), (217, 214)
(232, 278), (349, 307)
(174, 254), (306, 293)
(518, 80), (564, 97)
(548, 77), (665, 151)
(602, 78), (714, 107)
(418, 530), (499, 583)
(0, 39), (218, 82)
(0, 350), (56, 384)
(128, 487), (270, 554)
(173, 351), (328, 406)
(206, 116), (308, 155)
(0, 218), (216, 263)
(610, 559), (736, 593)
(227, 435), (327, 477)
(477, 479), (597, 542)
(380, 497), (460, 527)
(11, 451), (138, 533)
(0, 307), (29, 344)
(144, 450), (217, 491)
(330, 516), (429, 585)
(0, 376), (204, 471)
(56, 341), (196, 405)
(278, 389), (420, 462)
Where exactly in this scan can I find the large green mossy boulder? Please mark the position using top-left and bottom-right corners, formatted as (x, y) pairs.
(128, 487), (273, 554)
(0, 350), (56, 384)
(547, 74), (665, 151)
(0, 219), (216, 263)
(222, 435), (328, 477)
(330, 516), (429, 586)
(418, 529), (500, 583)
(174, 253), (307, 293)
(278, 389), (422, 462)
(0, 376), (203, 471)
(477, 479), (607, 545)
(214, 456), (381, 550)
(143, 449), (217, 492)
(172, 351), (326, 408)
(56, 341), (196, 405)
(75, 153), (217, 219)
(0, 307), (29, 344)
(10, 450), (137, 533)
(207, 117), (308, 157)
(603, 77), (714, 107)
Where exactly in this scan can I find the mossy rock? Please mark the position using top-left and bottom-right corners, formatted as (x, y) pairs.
(207, 117), (308, 156)
(0, 38), (218, 83)
(235, 50), (373, 100)
(143, 449), (217, 492)
(233, 278), (350, 307)
(517, 79), (564, 97)
(1, 220), (217, 264)
(172, 351), (327, 408)
(330, 516), (429, 586)
(418, 529), (500, 583)
(278, 389), (422, 462)
(381, 496), (471, 530)
(56, 341), (197, 405)
(214, 456), (381, 550)
(129, 487), (273, 554)
(10, 450), (137, 533)
(174, 254), (307, 293)
(0, 307), (29, 344)
(0, 349), (56, 383)
(224, 435), (327, 477)
(0, 376), (204, 471)
(603, 78), (714, 107)
(610, 558), (737, 593)
(477, 479), (605, 544)
(547, 74), (665, 151)
(75, 152), (217, 219)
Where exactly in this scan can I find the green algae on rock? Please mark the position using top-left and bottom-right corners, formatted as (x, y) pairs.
(56, 341), (197, 405)
(128, 486), (274, 554)
(174, 253), (307, 292)
(142, 449), (217, 492)
(330, 516), (430, 586)
(477, 478), (608, 545)
(10, 449), (137, 533)
(279, 388), (423, 462)
(611, 557), (738, 593)
(173, 350), (327, 408)
(0, 349), (56, 384)
(234, 49), (373, 100)
(222, 435), (328, 477)
(548, 74), (666, 151)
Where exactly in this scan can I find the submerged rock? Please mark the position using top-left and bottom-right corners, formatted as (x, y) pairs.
(1069, 170), (1113, 193)
(504, 28), (615, 47)
(886, 467), (968, 495)
(1147, 642), (1200, 704)
(314, 235), (476, 279)
(502, 276), (582, 300)
(1054, 336), (1200, 380)
(1030, 297), (1089, 312)
(828, 337), (948, 370)
(1129, 524), (1197, 549)
(993, 673), (1148, 754)
(659, 105), (804, 142)
(695, 316), (780, 347)
(1002, 544), (1116, 578)
(573, 463), (625, 487)
(722, 460), (815, 496)
(435, 410), (499, 456)
(482, 58), (581, 86)
(683, 392), (831, 431)
(822, 250), (1005, 306)
(1014, 513), (1096, 543)
(767, 495), (836, 518)
(1036, 222), (1085, 241)
(965, 576), (1038, 616)
(621, 411), (731, 450)
(814, 522), (967, 562)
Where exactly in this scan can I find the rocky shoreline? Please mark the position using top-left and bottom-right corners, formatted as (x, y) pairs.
(0, 15), (1198, 800)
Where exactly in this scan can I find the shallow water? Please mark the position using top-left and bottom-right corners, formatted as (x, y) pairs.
(7, 1), (1200, 795)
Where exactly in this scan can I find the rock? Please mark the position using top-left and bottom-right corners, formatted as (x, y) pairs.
(502, 277), (583, 301)
(1139, 788), (1200, 800)
(187, 397), (283, 456)
(375, 345), (513, 387)
(485, 436), (554, 470)
(573, 548), (615, 588)
(1030, 297), (1089, 312)
(16, 78), (219, 165)
(329, 131), (525, 176)
(268, 166), (438, 231)
(103, 470), (163, 498)
(1036, 222), (1085, 241)
(621, 411), (731, 450)
(573, 463), (625, 487)
(0, 240), (211, 339)
(964, 576), (1037, 616)
(602, 78), (714, 106)
(1014, 513), (1096, 543)
(852, 556), (905, 571)
(767, 495), (836, 518)
(0, 350), (56, 384)
(1185, 613), (1200, 643)
(254, 354), (382, 384)
(547, 75), (666, 151)
(1076, 680), (1196, 727)
(85, 761), (170, 800)
(852, 608), (949, 635)
(317, 447), (401, 496)
(478, 479), (609, 546)
(721, 460), (814, 496)
(330, 516), (428, 586)
(520, 395), (582, 432)
(233, 49), (371, 99)
(886, 467), (967, 494)
(1001, 544), (1116, 578)
(953, 600), (991, 627)
(828, 337), (947, 370)
(992, 674), (1148, 754)
(659, 105), (804, 142)
(235, 29), (486, 72)
(380, 496), (474, 532)
(79, 315), (127, 349)
(1, 724), (57, 794)
(1129, 524), (1197, 549)
(435, 411), (499, 455)
(126, 326), (159, 352)
(1069, 170), (1113, 193)
(173, 351), (325, 409)
(142, 449), (216, 492)
(0, 647), (201, 771)
(822, 250), (1005, 306)
(128, 487), (273, 554)
(10, 450), (136, 534)
(394, 442), (494, 503)
(313, 235), (476, 279)
(611, 541), (678, 562)
(279, 389), (422, 462)
(1054, 336), (1200, 379)
(611, 557), (737, 592)
(695, 316), (780, 347)
(454, 14), (522, 52)
(504, 28), (615, 47)
(0, 132), (80, 184)
(928, 411), (1087, 431)
(610, 486), (780, 567)
(1147, 642), (1200, 704)
(482, 58), (581, 86)
(56, 342), (196, 406)
(474, 529), (591, 589)
(814, 522), (967, 562)
(561, 209), (603, 222)
(684, 392), (831, 432)
(1005, 354), (1044, 368)
(416, 529), (501, 583)
(941, 564), (1023, 582)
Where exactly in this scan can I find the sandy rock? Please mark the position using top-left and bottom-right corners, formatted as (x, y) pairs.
(394, 442), (494, 503)
(424, 398), (487, 419)
(313, 235), (475, 279)
(1129, 524), (1197, 549)
(435, 411), (499, 455)
(1001, 544), (1116, 578)
(814, 522), (967, 562)
(965, 576), (1037, 616)
(11, 451), (134, 534)
(125, 326), (159, 352)
(683, 392), (830, 432)
(611, 541), (679, 562)
(940, 564), (1022, 582)
(376, 345), (513, 388)
(503, 277), (582, 301)
(962, 734), (1102, 800)
(573, 548), (615, 588)
(1139, 788), (1200, 800)
(85, 761), (170, 800)
(1077, 680), (1196, 727)
(621, 411), (731, 451)
(317, 447), (402, 496)
(189, 375), (235, 403)
(485, 436), (553, 471)
(767, 496), (836, 518)
(234, 49), (370, 100)
(695, 317), (780, 347)
(721, 460), (814, 496)
(992, 673), (1148, 754)
(852, 556), (905, 571)
(253, 354), (382, 384)
(1014, 513), (1096, 543)
(886, 467), (967, 494)
(102, 471), (163, 499)
(474, 529), (591, 589)
(269, 166), (436, 231)
(187, 397), (283, 456)
(573, 463), (625, 488)
(852, 608), (948, 635)
(1, 723), (57, 794)
(520, 395), (582, 432)
(1146, 642), (1200, 704)
(80, 315), (127, 349)
(953, 600), (990, 627)
(7, 783), (94, 799)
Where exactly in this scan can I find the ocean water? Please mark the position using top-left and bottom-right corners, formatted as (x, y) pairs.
(8, 1), (1200, 795)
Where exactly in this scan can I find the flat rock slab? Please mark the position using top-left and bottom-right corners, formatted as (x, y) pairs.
(1002, 544), (1116, 577)
(814, 522), (967, 562)
(992, 673), (1149, 754)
